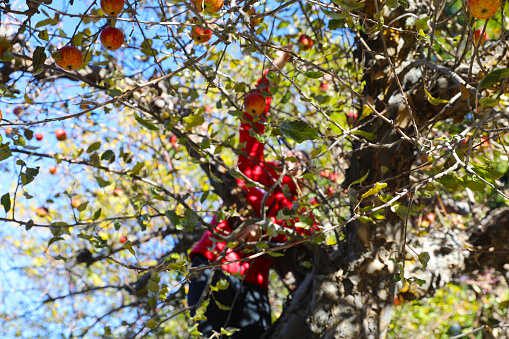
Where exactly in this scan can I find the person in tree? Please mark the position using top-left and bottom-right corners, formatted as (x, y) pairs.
(187, 64), (315, 338)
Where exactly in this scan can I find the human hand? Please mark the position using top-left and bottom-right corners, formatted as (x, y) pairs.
(238, 224), (262, 243)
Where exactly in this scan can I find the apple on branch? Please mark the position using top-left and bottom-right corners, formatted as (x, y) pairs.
(71, 198), (81, 208)
(244, 92), (266, 116)
(55, 129), (67, 141)
(347, 112), (358, 125)
(193, 0), (223, 13)
(35, 207), (49, 218)
(113, 188), (124, 196)
(170, 134), (178, 147)
(101, 0), (124, 16)
(192, 27), (213, 44)
(120, 235), (128, 244)
(49, 166), (57, 175)
(35, 133), (43, 141)
(13, 107), (24, 117)
(55, 46), (83, 71)
(468, 0), (500, 19)
(474, 28), (488, 46)
(101, 27), (125, 51)
(319, 81), (330, 91)
(298, 34), (314, 51)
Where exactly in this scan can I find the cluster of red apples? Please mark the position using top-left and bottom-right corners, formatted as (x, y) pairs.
(55, 0), (125, 71)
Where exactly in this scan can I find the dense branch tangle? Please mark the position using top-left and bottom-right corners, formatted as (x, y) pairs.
(1, 0), (509, 337)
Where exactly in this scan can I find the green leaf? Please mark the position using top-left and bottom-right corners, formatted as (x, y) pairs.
(123, 240), (136, 256)
(418, 251), (430, 270)
(210, 279), (230, 292)
(277, 207), (297, 220)
(183, 114), (205, 130)
(38, 30), (49, 41)
(348, 170), (369, 189)
(95, 176), (111, 188)
(134, 113), (159, 131)
(280, 120), (320, 143)
(24, 93), (34, 105)
(438, 174), (461, 191)
(416, 16), (430, 31)
(361, 182), (387, 200)
(86, 141), (101, 153)
(165, 210), (180, 227)
(25, 219), (34, 231)
(114, 219), (121, 230)
(93, 208), (102, 220)
(131, 162), (144, 175)
(0, 146), (13, 162)
(1, 193), (11, 213)
(32, 46), (47, 72)
(478, 68), (509, 90)
(303, 71), (324, 79)
(77, 201), (88, 212)
(101, 150), (115, 162)
(146, 319), (158, 329)
(479, 97), (500, 107)
(398, 0), (409, 8)
(73, 32), (83, 47)
(386, 0), (398, 8)
(351, 130), (376, 140)
(214, 300), (231, 311)
(107, 88), (123, 97)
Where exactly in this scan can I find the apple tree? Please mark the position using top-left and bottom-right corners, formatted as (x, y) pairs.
(1, 0), (509, 337)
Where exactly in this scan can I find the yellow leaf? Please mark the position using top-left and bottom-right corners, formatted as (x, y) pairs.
(424, 89), (449, 105)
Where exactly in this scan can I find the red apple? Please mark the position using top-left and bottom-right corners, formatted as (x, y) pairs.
(13, 107), (24, 116)
(194, 0), (223, 13)
(468, 0), (500, 19)
(5, 127), (12, 135)
(55, 129), (67, 141)
(113, 188), (124, 196)
(319, 81), (330, 91)
(330, 172), (341, 182)
(55, 46), (83, 71)
(327, 186), (335, 197)
(481, 136), (490, 147)
(100, 27), (124, 51)
(36, 207), (49, 217)
(192, 27), (213, 44)
(49, 165), (57, 175)
(120, 234), (128, 243)
(347, 111), (358, 125)
(205, 105), (213, 113)
(35, 133), (43, 141)
(426, 212), (435, 223)
(170, 134), (178, 147)
(320, 170), (330, 178)
(298, 34), (314, 51)
(71, 198), (81, 208)
(244, 92), (266, 116)
(474, 28), (489, 46)
(101, 0), (124, 16)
